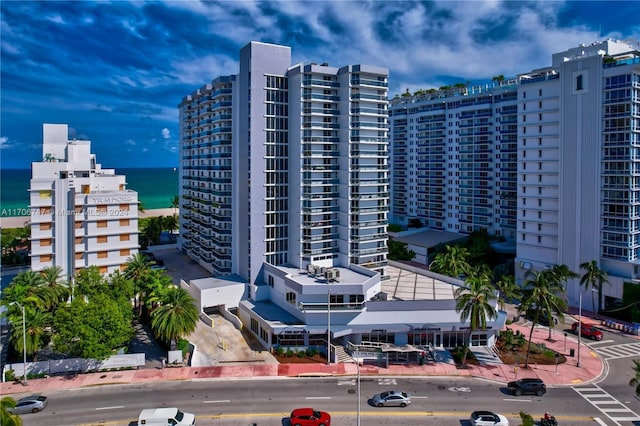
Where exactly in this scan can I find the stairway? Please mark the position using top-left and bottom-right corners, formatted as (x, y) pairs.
(333, 344), (352, 363)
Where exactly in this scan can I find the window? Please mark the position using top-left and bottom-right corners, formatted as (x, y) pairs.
(39, 207), (52, 215)
(120, 234), (130, 241)
(75, 222), (83, 229)
(75, 237), (83, 244)
(119, 219), (130, 226)
(82, 185), (90, 194)
(119, 204), (130, 211)
(98, 251), (108, 259)
(96, 205), (107, 213)
(100, 266), (108, 274)
(98, 235), (108, 243)
(40, 239), (52, 247)
(40, 254), (52, 262)
(286, 291), (296, 305)
(97, 220), (107, 228)
(75, 252), (83, 260)
(40, 222), (51, 230)
(120, 249), (130, 256)
(576, 74), (583, 91)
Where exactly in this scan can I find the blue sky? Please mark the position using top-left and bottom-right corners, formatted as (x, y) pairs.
(1, 1), (639, 169)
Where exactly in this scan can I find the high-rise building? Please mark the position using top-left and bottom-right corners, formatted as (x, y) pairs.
(179, 42), (390, 284)
(389, 82), (519, 239)
(515, 39), (640, 306)
(389, 39), (640, 308)
(29, 123), (139, 278)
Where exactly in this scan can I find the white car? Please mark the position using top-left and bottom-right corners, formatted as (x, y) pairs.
(470, 410), (509, 426)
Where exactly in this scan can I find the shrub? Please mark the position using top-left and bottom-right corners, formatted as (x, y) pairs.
(306, 348), (318, 357)
(518, 411), (534, 426)
(297, 350), (305, 357)
(286, 349), (295, 357)
(275, 347), (285, 356)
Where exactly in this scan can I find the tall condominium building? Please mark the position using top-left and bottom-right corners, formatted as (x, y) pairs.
(178, 75), (235, 276)
(389, 82), (519, 239)
(30, 123), (139, 278)
(179, 41), (389, 284)
(515, 39), (640, 307)
(389, 39), (640, 308)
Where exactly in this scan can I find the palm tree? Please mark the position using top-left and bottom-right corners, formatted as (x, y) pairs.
(520, 269), (568, 367)
(454, 266), (498, 365)
(630, 359), (640, 398)
(11, 308), (52, 358)
(171, 195), (179, 216)
(493, 274), (520, 311)
(580, 260), (609, 319)
(545, 264), (577, 339)
(149, 286), (199, 347)
(1, 397), (23, 426)
(39, 266), (70, 309)
(125, 253), (154, 314)
(430, 245), (471, 278)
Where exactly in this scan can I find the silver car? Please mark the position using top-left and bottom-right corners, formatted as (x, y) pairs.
(470, 410), (510, 426)
(9, 395), (48, 414)
(370, 390), (411, 407)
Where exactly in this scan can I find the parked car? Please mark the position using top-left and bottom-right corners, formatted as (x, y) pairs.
(289, 407), (331, 426)
(369, 390), (411, 407)
(507, 378), (546, 396)
(470, 410), (510, 426)
(8, 395), (48, 414)
(571, 322), (603, 340)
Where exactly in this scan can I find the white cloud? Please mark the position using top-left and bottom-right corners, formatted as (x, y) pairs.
(125, 139), (136, 146)
(162, 128), (170, 139)
(0, 136), (9, 149)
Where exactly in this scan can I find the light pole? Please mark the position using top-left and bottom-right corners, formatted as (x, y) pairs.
(577, 292), (582, 368)
(327, 287), (331, 365)
(356, 349), (361, 426)
(9, 301), (27, 385)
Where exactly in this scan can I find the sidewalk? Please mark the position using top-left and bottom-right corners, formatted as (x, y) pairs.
(0, 320), (605, 397)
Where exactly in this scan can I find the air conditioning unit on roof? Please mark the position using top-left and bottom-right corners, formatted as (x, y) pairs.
(325, 269), (336, 280)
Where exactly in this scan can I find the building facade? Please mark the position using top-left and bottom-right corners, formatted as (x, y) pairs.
(515, 39), (640, 307)
(389, 81), (519, 240)
(389, 39), (640, 308)
(30, 123), (139, 278)
(179, 42), (506, 355)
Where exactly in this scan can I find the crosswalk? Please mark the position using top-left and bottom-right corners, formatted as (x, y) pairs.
(588, 341), (640, 360)
(573, 384), (640, 425)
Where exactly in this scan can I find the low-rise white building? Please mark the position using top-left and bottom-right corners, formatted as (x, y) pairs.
(30, 123), (139, 278)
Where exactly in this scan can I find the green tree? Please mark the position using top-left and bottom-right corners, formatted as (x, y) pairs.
(149, 286), (198, 346)
(53, 293), (133, 359)
(9, 307), (52, 358)
(429, 245), (470, 278)
(125, 253), (155, 316)
(73, 266), (108, 299)
(520, 269), (568, 367)
(454, 266), (497, 365)
(630, 359), (640, 397)
(3, 270), (46, 308)
(387, 240), (415, 261)
(1, 397), (23, 426)
(493, 274), (520, 311)
(39, 265), (70, 309)
(171, 195), (180, 216)
(580, 260), (609, 318)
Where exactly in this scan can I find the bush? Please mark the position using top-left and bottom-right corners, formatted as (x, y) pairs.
(286, 349), (295, 357)
(4, 369), (15, 382)
(306, 348), (318, 357)
(519, 411), (534, 426)
(297, 350), (305, 357)
(275, 347), (285, 356)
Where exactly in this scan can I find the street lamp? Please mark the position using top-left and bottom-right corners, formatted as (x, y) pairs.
(355, 349), (361, 426)
(9, 301), (27, 385)
(327, 287), (331, 366)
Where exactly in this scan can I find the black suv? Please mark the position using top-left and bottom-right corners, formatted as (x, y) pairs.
(507, 378), (546, 396)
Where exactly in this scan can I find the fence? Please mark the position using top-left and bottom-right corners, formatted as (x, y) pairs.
(2, 353), (146, 381)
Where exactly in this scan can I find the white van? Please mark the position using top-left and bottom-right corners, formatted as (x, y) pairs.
(138, 407), (196, 425)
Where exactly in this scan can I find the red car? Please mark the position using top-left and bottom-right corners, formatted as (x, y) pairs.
(290, 407), (331, 426)
(571, 322), (604, 340)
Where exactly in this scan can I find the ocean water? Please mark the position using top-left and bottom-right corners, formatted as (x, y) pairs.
(0, 168), (179, 217)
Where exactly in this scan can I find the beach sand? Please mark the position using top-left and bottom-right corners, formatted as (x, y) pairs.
(0, 208), (176, 229)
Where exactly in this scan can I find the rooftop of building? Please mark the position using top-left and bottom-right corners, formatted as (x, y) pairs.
(275, 264), (371, 286)
(391, 229), (466, 249)
(382, 264), (461, 301)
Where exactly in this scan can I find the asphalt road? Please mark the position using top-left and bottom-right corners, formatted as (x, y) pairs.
(19, 376), (608, 426)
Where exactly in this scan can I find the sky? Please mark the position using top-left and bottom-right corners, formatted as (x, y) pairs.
(1, 1), (639, 169)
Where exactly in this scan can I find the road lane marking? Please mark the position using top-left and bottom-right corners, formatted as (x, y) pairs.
(95, 406), (124, 410)
(305, 396), (332, 400)
(203, 400), (230, 403)
(503, 398), (531, 402)
(593, 418), (607, 426)
(411, 396), (429, 399)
